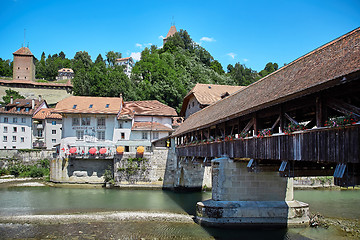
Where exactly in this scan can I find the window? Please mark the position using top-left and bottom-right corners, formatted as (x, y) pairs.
(21, 118), (26, 123)
(12, 136), (16, 142)
(13, 117), (17, 123)
(142, 132), (148, 140)
(97, 131), (105, 141)
(89, 104), (93, 108)
(121, 132), (125, 139)
(105, 104), (110, 108)
(52, 121), (56, 125)
(25, 108), (29, 112)
(125, 146), (129, 152)
(4, 126), (7, 133)
(3, 136), (7, 142)
(52, 130), (56, 134)
(76, 130), (84, 140)
(72, 118), (80, 126)
(72, 105), (77, 109)
(37, 129), (43, 137)
(97, 117), (106, 126)
(20, 137), (24, 143)
(16, 107), (21, 112)
(21, 127), (25, 132)
(188, 105), (190, 109)
(81, 117), (91, 126)
(52, 139), (56, 143)
(12, 146), (16, 149)
(192, 102), (194, 107)
(118, 122), (123, 128)
(153, 132), (159, 140)
(13, 127), (17, 133)
(4, 117), (8, 123)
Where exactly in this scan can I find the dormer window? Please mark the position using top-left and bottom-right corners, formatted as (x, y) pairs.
(16, 107), (21, 112)
(105, 104), (109, 108)
(73, 105), (77, 109)
(89, 104), (93, 108)
(25, 108), (29, 112)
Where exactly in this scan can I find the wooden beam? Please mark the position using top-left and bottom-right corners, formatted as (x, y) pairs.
(241, 118), (254, 134)
(284, 113), (299, 125)
(271, 115), (281, 131)
(327, 98), (360, 117)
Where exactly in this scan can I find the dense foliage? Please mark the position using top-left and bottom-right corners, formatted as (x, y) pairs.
(0, 159), (50, 178)
(1, 29), (279, 113)
(0, 58), (12, 77)
(1, 89), (25, 104)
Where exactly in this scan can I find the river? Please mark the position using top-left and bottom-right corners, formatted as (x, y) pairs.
(0, 186), (359, 239)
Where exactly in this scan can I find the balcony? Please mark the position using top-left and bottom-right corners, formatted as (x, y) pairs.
(33, 141), (46, 148)
(176, 124), (360, 164)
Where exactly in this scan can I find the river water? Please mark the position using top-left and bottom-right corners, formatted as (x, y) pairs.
(0, 186), (359, 239)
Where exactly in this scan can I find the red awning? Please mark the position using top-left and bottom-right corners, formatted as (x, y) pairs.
(89, 147), (97, 155)
(69, 147), (77, 154)
(99, 148), (107, 154)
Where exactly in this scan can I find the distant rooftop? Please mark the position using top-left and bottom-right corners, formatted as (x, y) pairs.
(13, 47), (33, 56)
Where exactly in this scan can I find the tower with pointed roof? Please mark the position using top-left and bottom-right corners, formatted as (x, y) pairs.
(163, 25), (177, 45)
(12, 47), (36, 81)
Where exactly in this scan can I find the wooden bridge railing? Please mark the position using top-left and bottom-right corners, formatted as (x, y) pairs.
(176, 124), (360, 164)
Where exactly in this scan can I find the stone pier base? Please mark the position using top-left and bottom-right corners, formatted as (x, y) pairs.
(196, 156), (310, 228)
(196, 199), (309, 227)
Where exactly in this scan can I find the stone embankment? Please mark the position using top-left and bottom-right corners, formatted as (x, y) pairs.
(0, 211), (194, 225)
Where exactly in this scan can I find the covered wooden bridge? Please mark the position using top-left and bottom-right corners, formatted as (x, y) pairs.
(173, 28), (360, 187)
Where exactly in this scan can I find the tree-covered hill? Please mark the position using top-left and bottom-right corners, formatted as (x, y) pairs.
(0, 29), (279, 113)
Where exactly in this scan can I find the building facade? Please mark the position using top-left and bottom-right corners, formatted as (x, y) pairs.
(0, 98), (47, 149)
(56, 68), (74, 81)
(115, 57), (134, 77)
(12, 47), (36, 81)
(53, 96), (177, 157)
(180, 83), (245, 119)
(32, 108), (62, 150)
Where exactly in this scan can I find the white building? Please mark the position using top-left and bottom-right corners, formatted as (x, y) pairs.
(32, 108), (62, 150)
(0, 98), (47, 149)
(115, 57), (134, 78)
(53, 96), (177, 157)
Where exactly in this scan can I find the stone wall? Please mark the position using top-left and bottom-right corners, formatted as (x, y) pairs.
(0, 85), (72, 105)
(0, 149), (55, 168)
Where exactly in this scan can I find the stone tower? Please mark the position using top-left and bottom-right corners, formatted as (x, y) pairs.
(163, 25), (177, 45)
(12, 47), (35, 81)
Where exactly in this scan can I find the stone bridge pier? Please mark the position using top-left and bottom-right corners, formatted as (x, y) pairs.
(196, 156), (310, 227)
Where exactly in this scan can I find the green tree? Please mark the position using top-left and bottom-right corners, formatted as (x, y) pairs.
(95, 54), (104, 64)
(106, 51), (122, 67)
(72, 51), (92, 73)
(1, 89), (25, 104)
(0, 58), (12, 77)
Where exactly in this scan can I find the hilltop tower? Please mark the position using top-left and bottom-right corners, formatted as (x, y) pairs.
(12, 47), (35, 81)
(163, 25), (177, 45)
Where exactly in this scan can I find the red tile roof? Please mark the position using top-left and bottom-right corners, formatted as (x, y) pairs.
(180, 83), (245, 116)
(174, 27), (360, 136)
(33, 108), (62, 120)
(164, 25), (177, 39)
(0, 99), (46, 116)
(58, 68), (74, 73)
(13, 47), (33, 56)
(131, 122), (173, 131)
(53, 96), (123, 115)
(116, 57), (133, 62)
(118, 100), (177, 119)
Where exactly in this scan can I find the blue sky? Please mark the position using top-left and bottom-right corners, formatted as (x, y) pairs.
(0, 0), (359, 71)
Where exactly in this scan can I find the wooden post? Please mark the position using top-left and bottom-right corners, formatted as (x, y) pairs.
(316, 97), (324, 127)
(253, 114), (258, 136)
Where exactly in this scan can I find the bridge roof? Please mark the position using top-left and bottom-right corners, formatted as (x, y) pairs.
(173, 27), (360, 136)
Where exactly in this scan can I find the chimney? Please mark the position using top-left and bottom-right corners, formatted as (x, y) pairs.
(32, 99), (35, 109)
(10, 96), (13, 104)
(38, 95), (42, 101)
